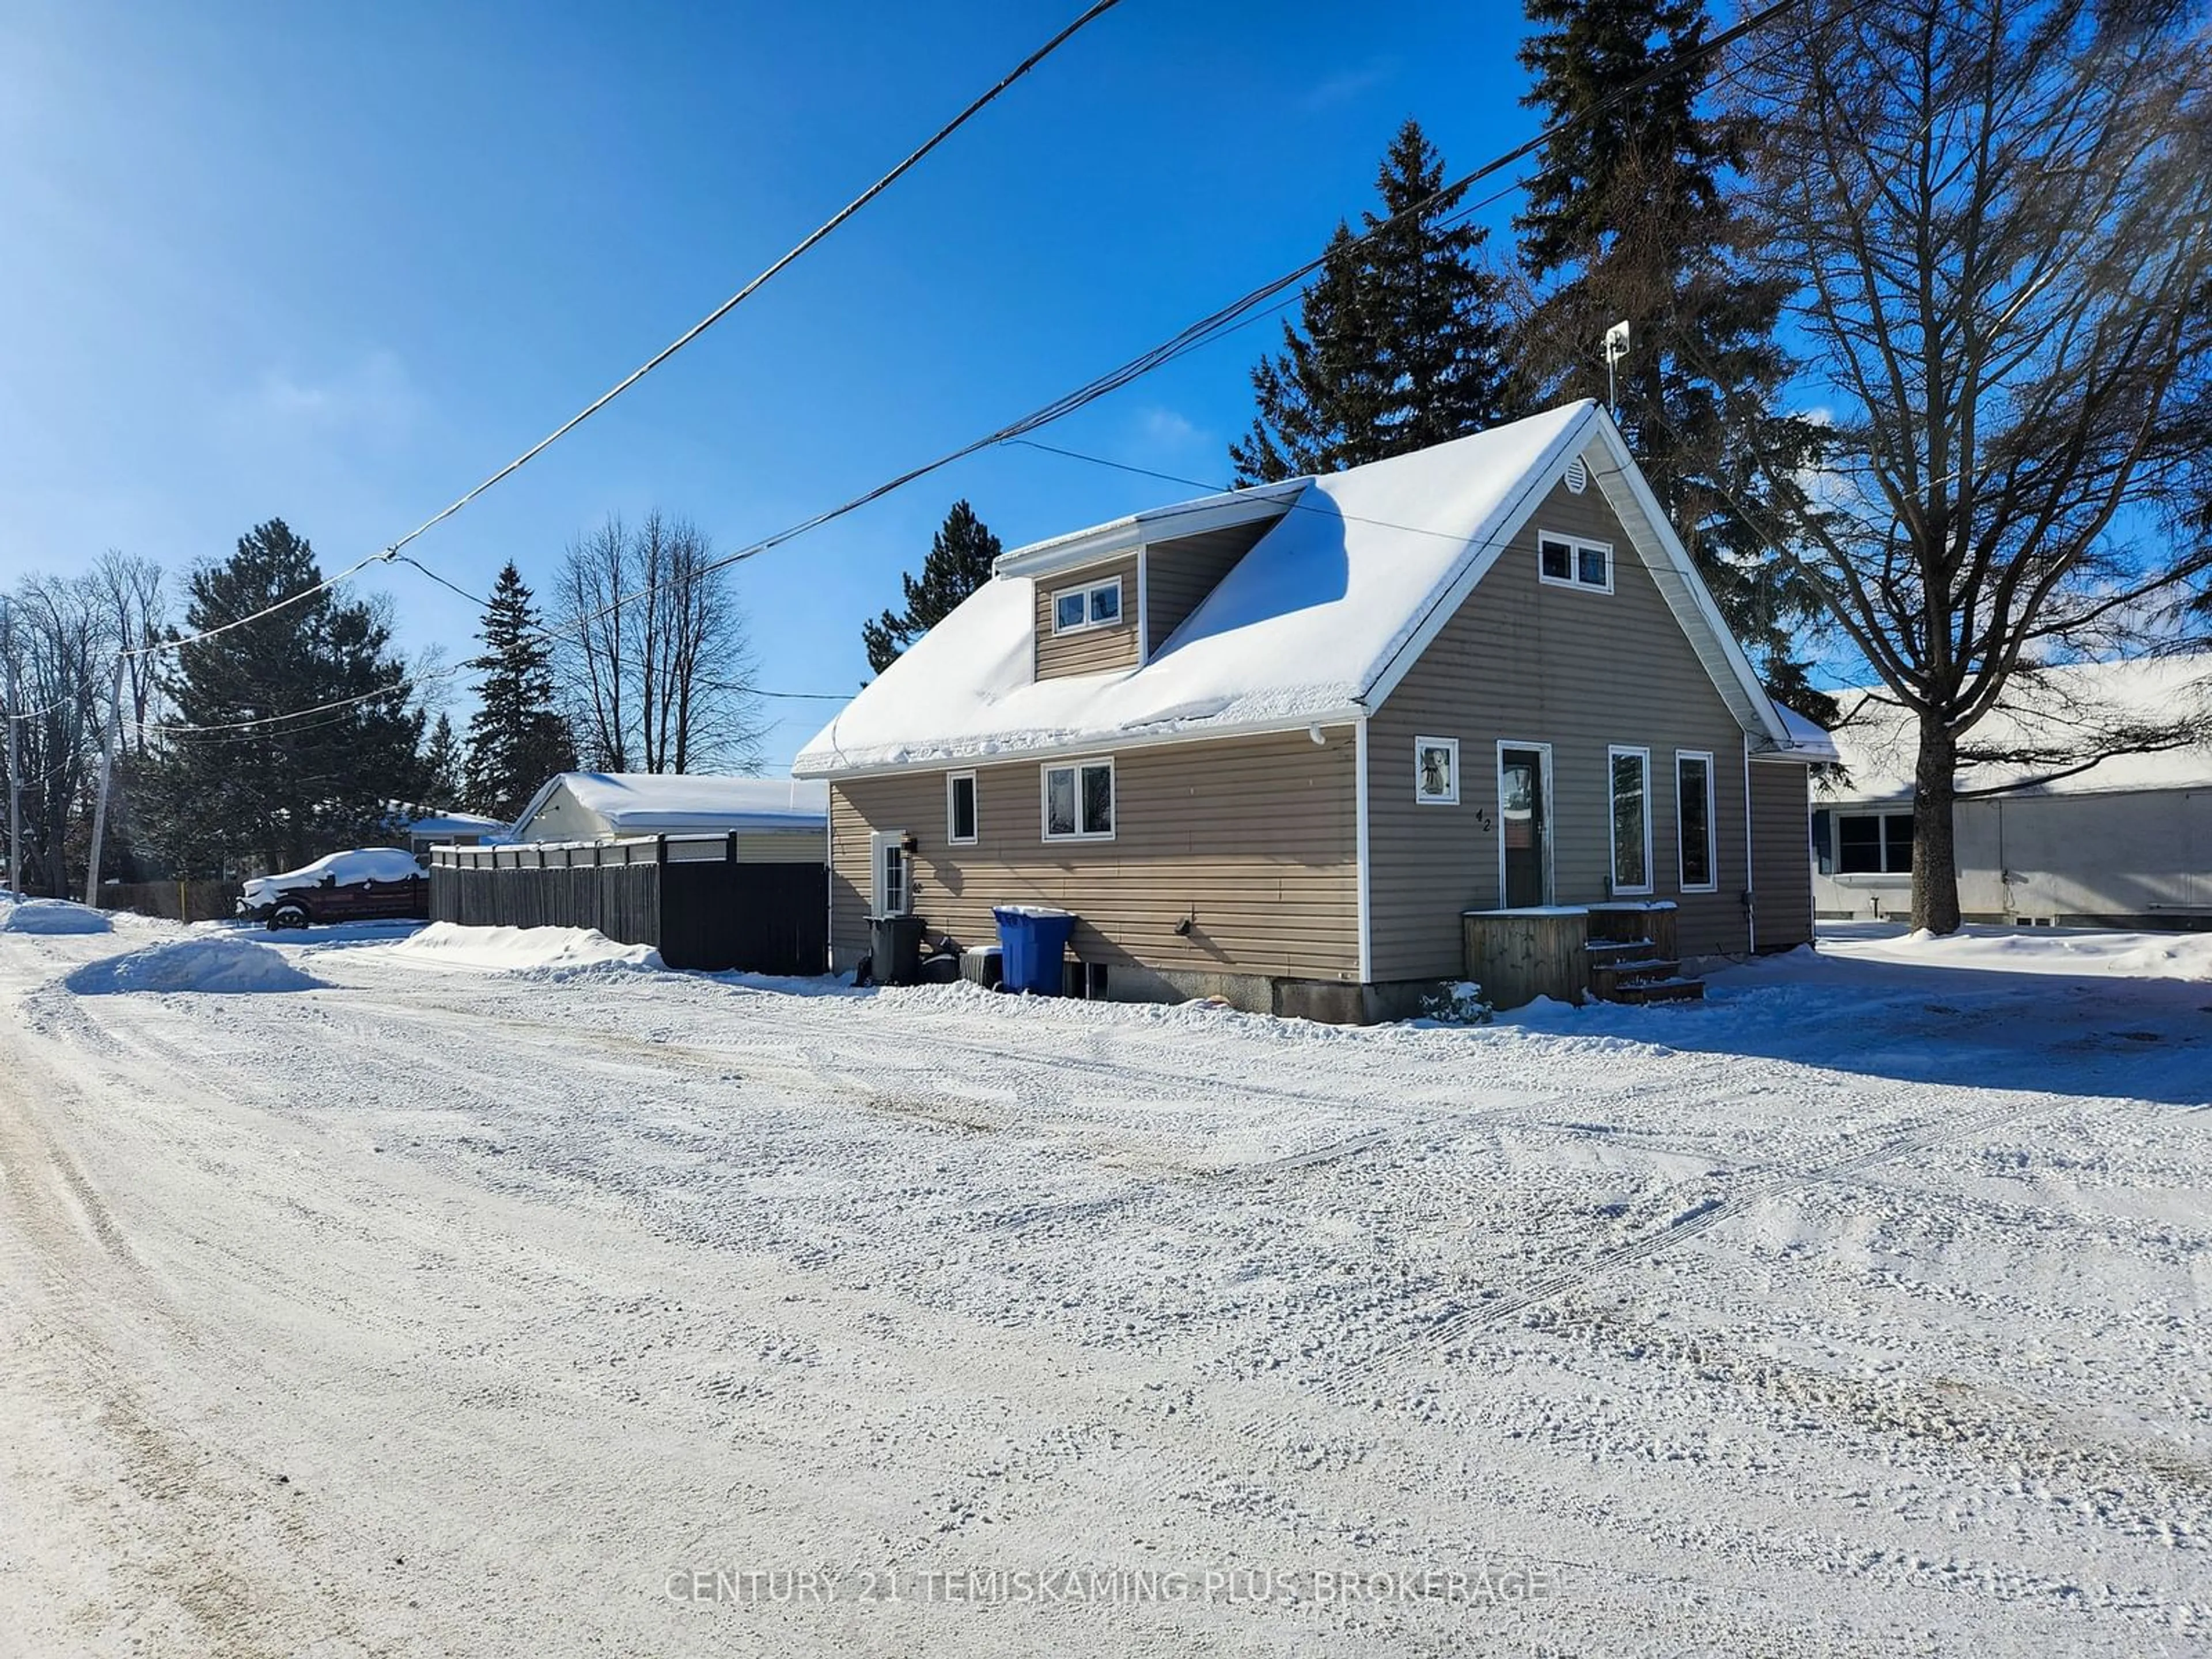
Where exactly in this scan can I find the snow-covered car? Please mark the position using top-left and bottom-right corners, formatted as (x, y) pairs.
(237, 848), (428, 930)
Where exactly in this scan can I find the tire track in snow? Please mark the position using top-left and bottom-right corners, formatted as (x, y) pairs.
(1321, 1088), (2078, 1400)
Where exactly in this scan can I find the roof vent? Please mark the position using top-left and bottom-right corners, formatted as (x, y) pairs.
(1565, 455), (1589, 494)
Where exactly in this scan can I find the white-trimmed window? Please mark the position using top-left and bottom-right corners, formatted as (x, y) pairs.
(868, 830), (911, 916)
(1608, 745), (1652, 895)
(1830, 810), (1913, 874)
(946, 771), (978, 845)
(1676, 751), (1715, 892)
(1414, 736), (1459, 805)
(1051, 576), (1123, 634)
(1537, 531), (1613, 593)
(1041, 757), (1114, 840)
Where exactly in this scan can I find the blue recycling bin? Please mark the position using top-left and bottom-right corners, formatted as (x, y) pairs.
(992, 906), (1075, 995)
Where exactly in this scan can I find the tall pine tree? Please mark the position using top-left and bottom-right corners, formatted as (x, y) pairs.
(154, 518), (425, 872)
(1232, 120), (1510, 484)
(463, 563), (575, 819)
(862, 501), (1003, 673)
(1515, 0), (1834, 718)
(418, 712), (463, 805)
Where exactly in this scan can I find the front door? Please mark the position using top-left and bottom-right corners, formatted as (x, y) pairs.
(1498, 745), (1550, 908)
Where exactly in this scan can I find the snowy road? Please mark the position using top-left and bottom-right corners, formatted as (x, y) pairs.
(1, 917), (2207, 1656)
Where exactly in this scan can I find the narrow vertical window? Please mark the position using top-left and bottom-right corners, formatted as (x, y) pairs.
(1676, 752), (1714, 891)
(946, 772), (978, 845)
(1609, 746), (1652, 895)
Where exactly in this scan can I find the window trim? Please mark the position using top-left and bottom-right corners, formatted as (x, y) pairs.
(1608, 744), (1654, 896)
(1675, 750), (1717, 893)
(1040, 756), (1116, 842)
(1049, 575), (1125, 636)
(1413, 735), (1460, 806)
(1536, 529), (1615, 594)
(945, 771), (978, 846)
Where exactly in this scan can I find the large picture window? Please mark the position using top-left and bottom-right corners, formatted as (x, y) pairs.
(1051, 577), (1123, 635)
(1609, 745), (1652, 895)
(1676, 752), (1715, 891)
(1041, 758), (1114, 840)
(1834, 810), (1914, 874)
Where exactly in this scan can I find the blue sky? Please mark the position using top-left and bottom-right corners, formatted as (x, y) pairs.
(0, 0), (1565, 771)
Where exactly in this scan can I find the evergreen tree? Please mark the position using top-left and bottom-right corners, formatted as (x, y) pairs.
(419, 713), (463, 805)
(1232, 120), (1510, 485)
(862, 501), (1003, 673)
(154, 519), (425, 872)
(463, 563), (575, 819)
(1514, 0), (1834, 719)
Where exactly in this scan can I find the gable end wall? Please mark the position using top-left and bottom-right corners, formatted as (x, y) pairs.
(1365, 461), (1755, 979)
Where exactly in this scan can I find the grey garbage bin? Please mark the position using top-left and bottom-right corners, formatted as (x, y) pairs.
(869, 914), (926, 986)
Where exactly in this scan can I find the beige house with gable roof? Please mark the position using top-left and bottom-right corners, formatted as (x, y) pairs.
(794, 401), (1833, 1020)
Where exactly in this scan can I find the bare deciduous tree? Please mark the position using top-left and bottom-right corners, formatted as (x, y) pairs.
(1730, 0), (2212, 931)
(91, 550), (166, 753)
(2, 573), (119, 895)
(552, 513), (768, 776)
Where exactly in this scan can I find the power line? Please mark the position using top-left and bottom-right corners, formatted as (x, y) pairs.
(126, 0), (1127, 666)
(524, 0), (1826, 653)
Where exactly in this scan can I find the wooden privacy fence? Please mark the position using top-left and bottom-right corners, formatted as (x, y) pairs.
(429, 835), (827, 975)
(104, 880), (244, 923)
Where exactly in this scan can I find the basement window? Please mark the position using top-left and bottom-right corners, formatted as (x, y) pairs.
(1052, 577), (1123, 634)
(1834, 810), (1914, 874)
(1537, 531), (1613, 593)
(1041, 758), (1114, 840)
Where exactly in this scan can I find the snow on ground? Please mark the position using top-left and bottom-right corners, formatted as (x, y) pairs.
(1813, 918), (2212, 981)
(376, 920), (664, 975)
(0, 897), (113, 935)
(0, 918), (2205, 1656)
(64, 935), (324, 995)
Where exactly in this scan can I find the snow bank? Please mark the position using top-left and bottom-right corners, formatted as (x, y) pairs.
(1819, 921), (2212, 980)
(1, 899), (113, 935)
(67, 937), (323, 994)
(380, 922), (662, 976)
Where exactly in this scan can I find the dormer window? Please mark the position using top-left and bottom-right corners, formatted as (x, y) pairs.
(1052, 577), (1123, 634)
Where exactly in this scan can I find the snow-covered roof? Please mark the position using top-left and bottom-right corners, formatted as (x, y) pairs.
(1817, 657), (2212, 804)
(512, 772), (830, 836)
(1770, 703), (1842, 765)
(406, 811), (507, 837)
(794, 402), (1797, 777)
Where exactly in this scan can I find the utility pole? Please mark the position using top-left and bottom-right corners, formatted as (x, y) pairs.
(83, 656), (126, 909)
(2, 599), (18, 899)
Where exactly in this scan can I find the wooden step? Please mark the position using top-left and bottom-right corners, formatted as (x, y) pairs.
(1591, 955), (1680, 987)
(1608, 976), (1706, 1005)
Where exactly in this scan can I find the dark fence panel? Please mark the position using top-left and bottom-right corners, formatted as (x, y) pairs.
(661, 860), (826, 974)
(429, 839), (825, 975)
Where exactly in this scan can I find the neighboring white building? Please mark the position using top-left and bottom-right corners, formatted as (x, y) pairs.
(1813, 658), (2212, 928)
(402, 810), (508, 857)
(508, 772), (829, 862)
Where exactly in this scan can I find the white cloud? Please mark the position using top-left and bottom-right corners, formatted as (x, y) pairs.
(234, 348), (420, 446)
(1299, 58), (1395, 114)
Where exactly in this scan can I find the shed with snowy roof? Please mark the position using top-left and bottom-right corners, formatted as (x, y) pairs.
(794, 402), (1833, 1017)
(509, 772), (828, 863)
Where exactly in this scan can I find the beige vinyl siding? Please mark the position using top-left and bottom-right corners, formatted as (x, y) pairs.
(830, 729), (1359, 980)
(1034, 553), (1140, 679)
(1749, 760), (1815, 947)
(1366, 459), (1754, 978)
(1143, 520), (1278, 653)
